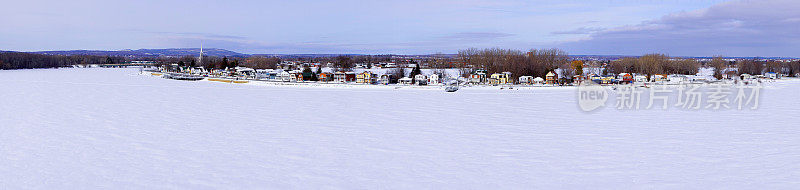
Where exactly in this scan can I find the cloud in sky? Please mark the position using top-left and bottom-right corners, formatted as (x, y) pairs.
(561, 0), (800, 57)
(5, 0), (790, 56)
(441, 32), (515, 41)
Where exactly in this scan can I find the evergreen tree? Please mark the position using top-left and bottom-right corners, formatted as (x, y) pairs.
(231, 59), (239, 68)
(221, 57), (229, 69)
(302, 67), (317, 81)
(105, 57), (114, 65)
(409, 63), (421, 77)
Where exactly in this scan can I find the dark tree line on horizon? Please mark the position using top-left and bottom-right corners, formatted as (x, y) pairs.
(0, 52), (125, 70)
(3, 51), (800, 79)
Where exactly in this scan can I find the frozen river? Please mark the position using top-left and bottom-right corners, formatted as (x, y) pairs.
(1, 68), (799, 189)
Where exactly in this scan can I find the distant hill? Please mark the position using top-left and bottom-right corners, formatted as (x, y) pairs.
(32, 48), (247, 58)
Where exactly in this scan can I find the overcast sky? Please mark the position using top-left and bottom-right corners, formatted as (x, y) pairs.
(1, 0), (797, 56)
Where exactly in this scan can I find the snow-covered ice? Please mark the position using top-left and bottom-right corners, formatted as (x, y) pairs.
(1, 68), (799, 189)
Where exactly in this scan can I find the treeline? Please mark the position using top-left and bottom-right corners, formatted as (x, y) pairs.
(606, 54), (700, 78)
(5, 50), (800, 79)
(458, 50), (702, 80)
(457, 48), (570, 78)
(0, 52), (124, 70)
(736, 59), (800, 76)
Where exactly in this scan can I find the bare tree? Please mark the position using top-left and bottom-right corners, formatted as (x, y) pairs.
(245, 56), (280, 69)
(636, 54), (667, 79)
(737, 59), (763, 75)
(710, 56), (727, 79)
(333, 55), (353, 71)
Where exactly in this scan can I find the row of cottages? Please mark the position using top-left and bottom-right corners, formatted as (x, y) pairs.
(589, 74), (616, 84)
(518, 71), (563, 85)
(739, 73), (778, 80)
(518, 76), (545, 84)
(468, 70), (515, 85)
(333, 72), (357, 83)
(395, 74), (441, 85)
(235, 67), (256, 79)
(255, 69), (291, 81)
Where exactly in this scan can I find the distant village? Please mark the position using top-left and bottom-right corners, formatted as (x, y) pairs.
(2, 48), (798, 86)
(142, 48), (799, 87)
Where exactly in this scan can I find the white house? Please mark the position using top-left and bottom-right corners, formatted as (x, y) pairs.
(235, 67), (256, 79)
(518, 76), (534, 84)
(414, 74), (428, 85)
(533, 77), (544, 84)
(428, 74), (440, 85)
(634, 75), (648, 83)
(255, 69), (274, 80)
(667, 74), (688, 83)
(289, 70), (301, 82)
(279, 71), (291, 82)
(765, 72), (778, 79)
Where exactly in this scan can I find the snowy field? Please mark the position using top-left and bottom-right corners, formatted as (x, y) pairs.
(2, 68), (800, 189)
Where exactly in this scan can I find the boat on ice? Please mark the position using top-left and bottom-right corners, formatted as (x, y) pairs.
(444, 79), (460, 92)
(445, 86), (459, 92)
